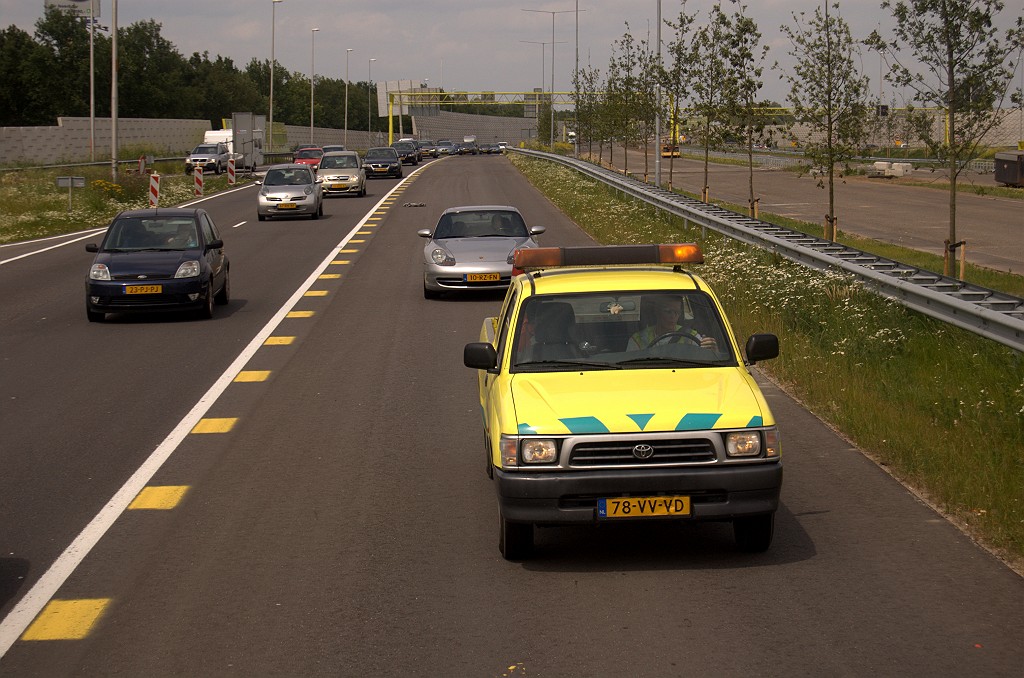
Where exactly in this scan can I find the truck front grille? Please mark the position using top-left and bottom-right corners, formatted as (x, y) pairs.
(569, 438), (717, 467)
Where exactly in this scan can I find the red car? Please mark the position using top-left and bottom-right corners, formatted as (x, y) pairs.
(292, 147), (324, 171)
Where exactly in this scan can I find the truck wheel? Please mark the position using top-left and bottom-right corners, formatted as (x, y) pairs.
(734, 513), (774, 552)
(499, 511), (533, 560)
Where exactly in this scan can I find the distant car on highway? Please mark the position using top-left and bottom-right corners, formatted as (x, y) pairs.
(319, 151), (366, 197)
(417, 140), (439, 158)
(436, 141), (456, 155)
(321, 144), (346, 154)
(391, 140), (420, 165)
(292, 147), (324, 171)
(184, 143), (229, 175)
(255, 163), (324, 220)
(417, 205), (545, 299)
(363, 147), (403, 178)
(85, 208), (230, 321)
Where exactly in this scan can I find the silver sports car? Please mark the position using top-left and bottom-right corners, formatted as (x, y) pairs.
(417, 206), (545, 299)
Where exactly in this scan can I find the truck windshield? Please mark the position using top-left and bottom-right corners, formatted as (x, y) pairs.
(511, 291), (735, 372)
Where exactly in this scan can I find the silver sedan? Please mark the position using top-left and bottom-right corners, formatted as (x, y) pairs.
(417, 206), (545, 299)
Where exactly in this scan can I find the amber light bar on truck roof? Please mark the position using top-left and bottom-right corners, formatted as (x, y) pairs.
(513, 244), (704, 272)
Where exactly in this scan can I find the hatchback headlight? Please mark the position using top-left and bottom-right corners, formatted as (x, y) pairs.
(89, 263), (110, 280)
(303, 185), (313, 195)
(431, 247), (455, 266)
(175, 261), (200, 278)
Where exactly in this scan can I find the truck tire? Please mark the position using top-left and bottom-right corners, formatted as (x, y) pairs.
(734, 513), (774, 552)
(499, 511), (533, 560)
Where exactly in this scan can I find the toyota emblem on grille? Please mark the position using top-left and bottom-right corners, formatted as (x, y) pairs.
(632, 444), (654, 460)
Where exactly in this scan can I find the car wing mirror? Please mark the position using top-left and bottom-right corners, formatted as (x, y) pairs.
(85, 243), (99, 252)
(464, 342), (498, 371)
(207, 239), (224, 249)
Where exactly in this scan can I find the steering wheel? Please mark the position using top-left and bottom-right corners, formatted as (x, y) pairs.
(647, 331), (701, 348)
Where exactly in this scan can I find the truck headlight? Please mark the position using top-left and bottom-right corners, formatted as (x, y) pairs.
(521, 439), (558, 464)
(726, 431), (761, 457)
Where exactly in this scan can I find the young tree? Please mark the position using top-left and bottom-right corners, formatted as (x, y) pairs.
(0, 26), (51, 125)
(780, 2), (870, 241)
(722, 4), (770, 216)
(867, 0), (1024, 274)
(571, 62), (602, 157)
(664, 3), (697, 188)
(689, 4), (733, 201)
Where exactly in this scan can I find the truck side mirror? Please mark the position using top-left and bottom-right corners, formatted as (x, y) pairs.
(744, 333), (779, 365)
(464, 342), (498, 370)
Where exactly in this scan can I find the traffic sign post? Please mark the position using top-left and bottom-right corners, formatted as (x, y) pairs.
(55, 176), (86, 212)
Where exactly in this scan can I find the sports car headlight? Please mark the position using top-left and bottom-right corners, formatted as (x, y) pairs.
(175, 261), (200, 278)
(89, 263), (111, 280)
(726, 430), (772, 457)
(521, 439), (558, 464)
(431, 248), (455, 266)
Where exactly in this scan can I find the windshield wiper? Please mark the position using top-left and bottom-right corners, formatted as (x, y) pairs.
(515, 359), (621, 370)
(616, 357), (724, 368)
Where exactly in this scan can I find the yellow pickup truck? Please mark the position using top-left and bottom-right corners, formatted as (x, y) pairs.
(463, 244), (782, 559)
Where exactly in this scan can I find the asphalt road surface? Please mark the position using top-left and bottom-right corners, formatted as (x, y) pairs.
(0, 155), (1021, 676)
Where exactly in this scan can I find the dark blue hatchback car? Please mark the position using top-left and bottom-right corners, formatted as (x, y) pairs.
(85, 208), (230, 322)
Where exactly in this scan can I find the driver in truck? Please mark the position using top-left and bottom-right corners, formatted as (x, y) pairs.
(626, 295), (717, 350)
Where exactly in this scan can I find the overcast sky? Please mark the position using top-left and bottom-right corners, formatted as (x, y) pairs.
(3, 0), (1022, 106)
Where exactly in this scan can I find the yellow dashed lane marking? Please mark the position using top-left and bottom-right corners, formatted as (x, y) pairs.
(318, 273), (341, 279)
(349, 239), (366, 243)
(22, 599), (111, 641)
(304, 290), (328, 297)
(339, 249), (359, 253)
(128, 485), (189, 510)
(329, 260), (350, 266)
(191, 418), (237, 434)
(264, 336), (295, 346)
(287, 310), (315, 318)
(357, 231), (372, 234)
(235, 370), (271, 382)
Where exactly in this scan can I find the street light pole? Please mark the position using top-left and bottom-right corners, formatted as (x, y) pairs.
(523, 8), (574, 147)
(269, 0), (282, 154)
(310, 27), (319, 144)
(344, 48), (353, 147)
(368, 58), (376, 139)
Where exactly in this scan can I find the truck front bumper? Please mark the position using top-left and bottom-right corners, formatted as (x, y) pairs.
(494, 462), (782, 524)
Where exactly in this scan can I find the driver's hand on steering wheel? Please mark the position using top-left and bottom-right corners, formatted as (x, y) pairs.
(699, 335), (717, 349)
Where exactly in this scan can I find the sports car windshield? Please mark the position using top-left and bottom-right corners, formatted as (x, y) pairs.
(510, 291), (736, 372)
(432, 211), (529, 239)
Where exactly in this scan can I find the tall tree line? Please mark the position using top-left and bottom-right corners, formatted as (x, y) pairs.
(0, 8), (382, 132)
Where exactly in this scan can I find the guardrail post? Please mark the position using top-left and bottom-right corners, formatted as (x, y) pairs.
(193, 167), (203, 196)
(751, 198), (760, 219)
(149, 174), (160, 207)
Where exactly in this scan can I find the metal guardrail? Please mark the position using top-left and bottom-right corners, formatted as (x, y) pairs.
(512, 148), (1024, 353)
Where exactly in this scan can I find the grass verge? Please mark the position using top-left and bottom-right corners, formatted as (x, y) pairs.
(0, 162), (252, 244)
(509, 152), (1024, 572)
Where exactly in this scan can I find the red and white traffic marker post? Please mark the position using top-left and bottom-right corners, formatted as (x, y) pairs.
(149, 174), (160, 206)
(227, 157), (236, 185)
(193, 166), (204, 196)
